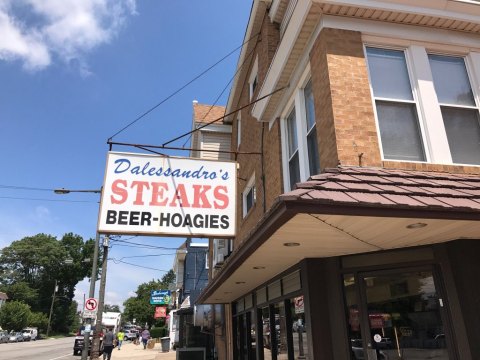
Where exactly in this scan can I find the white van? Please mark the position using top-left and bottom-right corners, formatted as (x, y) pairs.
(22, 327), (38, 341)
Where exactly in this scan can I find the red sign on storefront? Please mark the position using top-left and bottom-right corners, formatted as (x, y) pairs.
(154, 306), (167, 319)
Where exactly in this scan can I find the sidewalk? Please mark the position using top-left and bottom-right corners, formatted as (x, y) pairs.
(107, 341), (176, 360)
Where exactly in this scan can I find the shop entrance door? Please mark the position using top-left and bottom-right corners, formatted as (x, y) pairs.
(346, 268), (454, 360)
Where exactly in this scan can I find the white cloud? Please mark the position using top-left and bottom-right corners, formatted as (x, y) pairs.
(0, 0), (136, 71)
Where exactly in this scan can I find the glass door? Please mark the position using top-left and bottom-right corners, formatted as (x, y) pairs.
(345, 268), (454, 360)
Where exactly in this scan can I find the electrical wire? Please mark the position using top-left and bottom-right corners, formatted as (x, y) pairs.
(0, 196), (97, 203)
(110, 258), (170, 272)
(180, 33), (260, 148)
(118, 253), (176, 261)
(108, 32), (260, 141)
(0, 185), (55, 191)
(110, 238), (179, 250)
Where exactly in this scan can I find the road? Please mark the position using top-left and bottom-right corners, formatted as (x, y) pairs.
(0, 337), (78, 360)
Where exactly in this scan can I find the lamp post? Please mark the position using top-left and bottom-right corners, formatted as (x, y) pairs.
(54, 188), (102, 360)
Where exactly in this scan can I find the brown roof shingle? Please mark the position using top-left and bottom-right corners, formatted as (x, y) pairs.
(193, 103), (226, 124)
(281, 167), (480, 214)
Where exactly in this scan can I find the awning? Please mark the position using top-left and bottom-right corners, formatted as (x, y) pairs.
(198, 166), (480, 304)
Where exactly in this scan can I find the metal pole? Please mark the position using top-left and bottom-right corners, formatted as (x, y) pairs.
(46, 280), (57, 337)
(81, 231), (100, 360)
(91, 236), (109, 360)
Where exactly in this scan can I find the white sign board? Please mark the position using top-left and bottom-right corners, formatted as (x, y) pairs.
(83, 298), (98, 318)
(98, 152), (237, 237)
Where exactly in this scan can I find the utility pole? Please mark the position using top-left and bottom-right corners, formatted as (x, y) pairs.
(46, 280), (58, 337)
(81, 231), (101, 360)
(54, 187), (102, 360)
(91, 236), (109, 360)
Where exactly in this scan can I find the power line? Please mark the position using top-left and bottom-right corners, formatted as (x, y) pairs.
(0, 185), (55, 192)
(118, 253), (176, 261)
(108, 32), (260, 141)
(181, 32), (260, 147)
(110, 238), (179, 250)
(110, 258), (170, 272)
(0, 196), (97, 203)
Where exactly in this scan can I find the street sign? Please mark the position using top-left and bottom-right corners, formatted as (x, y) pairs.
(85, 298), (98, 311)
(150, 290), (171, 305)
(83, 298), (98, 318)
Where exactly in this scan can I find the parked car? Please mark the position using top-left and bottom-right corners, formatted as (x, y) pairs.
(9, 332), (25, 343)
(73, 326), (103, 356)
(124, 330), (137, 341)
(22, 327), (38, 341)
(0, 331), (9, 343)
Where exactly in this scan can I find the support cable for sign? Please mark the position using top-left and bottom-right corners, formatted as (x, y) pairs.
(107, 85), (288, 155)
(108, 32), (260, 141)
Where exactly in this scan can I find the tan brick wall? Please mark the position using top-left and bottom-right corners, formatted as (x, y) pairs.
(230, 16), (282, 247)
(310, 28), (382, 169)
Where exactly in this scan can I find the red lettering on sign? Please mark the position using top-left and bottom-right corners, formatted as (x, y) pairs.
(150, 182), (169, 206)
(213, 186), (229, 209)
(111, 180), (128, 204)
(169, 184), (191, 208)
(192, 185), (212, 208)
(131, 181), (150, 205)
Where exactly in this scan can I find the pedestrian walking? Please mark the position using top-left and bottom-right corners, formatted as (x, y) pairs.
(141, 328), (150, 350)
(116, 329), (125, 350)
(102, 329), (115, 360)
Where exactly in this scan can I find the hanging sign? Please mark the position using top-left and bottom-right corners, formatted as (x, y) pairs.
(83, 298), (98, 318)
(154, 306), (167, 319)
(98, 152), (237, 237)
(150, 290), (171, 305)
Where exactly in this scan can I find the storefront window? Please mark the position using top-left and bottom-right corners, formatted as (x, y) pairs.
(274, 302), (288, 360)
(343, 274), (364, 360)
(290, 295), (309, 359)
(261, 307), (273, 359)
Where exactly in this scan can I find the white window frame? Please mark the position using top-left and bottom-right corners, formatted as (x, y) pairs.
(281, 68), (317, 191)
(242, 173), (256, 218)
(365, 43), (480, 166)
(249, 56), (259, 100)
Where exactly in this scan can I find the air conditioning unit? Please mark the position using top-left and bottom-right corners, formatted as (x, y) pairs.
(212, 239), (232, 269)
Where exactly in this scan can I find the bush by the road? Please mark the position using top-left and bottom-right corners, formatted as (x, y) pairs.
(150, 326), (168, 339)
(0, 300), (30, 331)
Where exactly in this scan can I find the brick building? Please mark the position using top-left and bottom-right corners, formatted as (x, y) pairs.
(198, 1), (480, 360)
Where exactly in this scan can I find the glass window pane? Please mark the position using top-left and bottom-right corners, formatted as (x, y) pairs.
(364, 271), (450, 360)
(291, 296), (309, 360)
(429, 55), (475, 106)
(261, 307), (273, 360)
(343, 274), (364, 360)
(287, 108), (298, 157)
(442, 107), (480, 165)
(304, 80), (316, 131)
(307, 129), (320, 176)
(274, 302), (288, 360)
(376, 101), (426, 161)
(366, 48), (413, 101)
(289, 152), (300, 190)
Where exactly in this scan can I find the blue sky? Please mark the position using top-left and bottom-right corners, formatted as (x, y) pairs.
(0, 0), (251, 309)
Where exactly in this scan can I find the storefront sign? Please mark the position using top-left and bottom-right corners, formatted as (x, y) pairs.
(98, 152), (237, 237)
(154, 306), (167, 319)
(150, 290), (171, 305)
(294, 296), (304, 314)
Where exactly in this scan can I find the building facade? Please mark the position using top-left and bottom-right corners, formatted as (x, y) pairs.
(198, 1), (480, 360)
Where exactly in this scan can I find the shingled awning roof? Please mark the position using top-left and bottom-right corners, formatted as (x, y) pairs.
(281, 166), (480, 216)
(199, 167), (480, 304)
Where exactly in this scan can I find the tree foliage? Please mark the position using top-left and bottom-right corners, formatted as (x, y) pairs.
(104, 304), (121, 313)
(0, 233), (96, 333)
(0, 301), (31, 331)
(122, 269), (175, 328)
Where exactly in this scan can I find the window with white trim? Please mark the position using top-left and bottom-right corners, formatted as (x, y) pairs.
(249, 56), (259, 100)
(242, 174), (256, 217)
(282, 77), (321, 191)
(366, 46), (480, 166)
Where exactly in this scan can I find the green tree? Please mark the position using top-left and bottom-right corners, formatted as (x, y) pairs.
(0, 301), (31, 331)
(104, 304), (121, 312)
(1, 282), (38, 307)
(0, 233), (96, 334)
(29, 312), (48, 333)
(122, 270), (175, 328)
